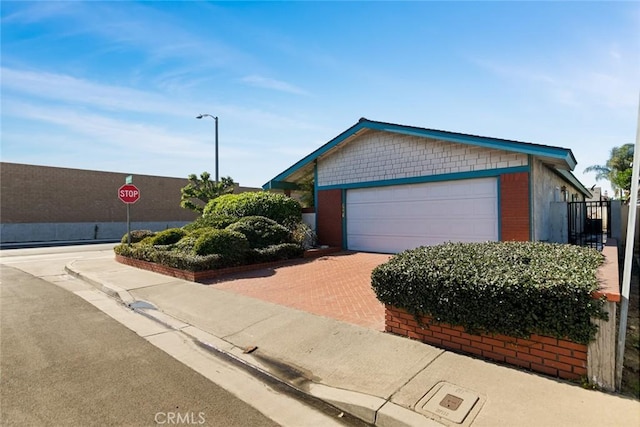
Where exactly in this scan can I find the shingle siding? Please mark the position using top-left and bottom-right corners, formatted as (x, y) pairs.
(317, 130), (528, 187)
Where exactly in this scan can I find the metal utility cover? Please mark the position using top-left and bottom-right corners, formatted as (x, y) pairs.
(421, 383), (479, 424)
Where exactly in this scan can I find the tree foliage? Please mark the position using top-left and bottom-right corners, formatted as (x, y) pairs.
(584, 144), (634, 200)
(180, 172), (236, 214)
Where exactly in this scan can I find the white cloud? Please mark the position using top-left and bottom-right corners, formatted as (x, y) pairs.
(1, 67), (181, 116)
(240, 75), (310, 96)
(471, 45), (638, 109)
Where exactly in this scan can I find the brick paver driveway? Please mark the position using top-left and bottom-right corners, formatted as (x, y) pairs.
(210, 252), (391, 331)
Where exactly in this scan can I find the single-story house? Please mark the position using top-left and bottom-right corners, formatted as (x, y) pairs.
(263, 118), (591, 253)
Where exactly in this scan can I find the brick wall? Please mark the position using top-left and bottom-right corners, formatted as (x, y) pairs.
(316, 189), (343, 247)
(500, 172), (530, 241)
(1, 162), (198, 223)
(386, 305), (587, 381)
(317, 130), (528, 187)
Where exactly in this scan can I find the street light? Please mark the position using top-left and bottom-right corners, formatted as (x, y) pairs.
(196, 114), (219, 183)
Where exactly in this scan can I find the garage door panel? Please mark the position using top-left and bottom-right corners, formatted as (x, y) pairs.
(346, 178), (498, 253)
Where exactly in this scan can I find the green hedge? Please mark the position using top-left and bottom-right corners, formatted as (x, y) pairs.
(203, 192), (302, 226)
(147, 228), (187, 246)
(226, 216), (291, 248)
(371, 241), (607, 344)
(192, 229), (249, 264)
(182, 215), (239, 232)
(247, 243), (304, 264)
(114, 243), (226, 271)
(121, 229), (156, 244)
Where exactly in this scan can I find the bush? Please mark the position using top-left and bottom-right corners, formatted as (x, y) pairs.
(114, 243), (226, 271)
(203, 192), (302, 226)
(193, 229), (249, 264)
(371, 241), (607, 344)
(145, 228), (187, 246)
(247, 243), (304, 264)
(226, 216), (291, 248)
(182, 215), (238, 232)
(121, 229), (155, 244)
(173, 236), (198, 254)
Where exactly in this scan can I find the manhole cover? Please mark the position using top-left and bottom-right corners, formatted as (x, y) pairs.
(420, 383), (480, 424)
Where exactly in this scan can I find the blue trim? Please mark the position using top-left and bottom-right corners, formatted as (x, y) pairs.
(264, 121), (367, 186)
(528, 154), (534, 241)
(551, 168), (592, 198)
(317, 166), (529, 191)
(313, 162), (318, 232)
(264, 118), (578, 187)
(496, 178), (502, 241)
(362, 121), (576, 168)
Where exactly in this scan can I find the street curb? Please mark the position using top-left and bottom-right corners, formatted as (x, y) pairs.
(66, 261), (441, 427)
(65, 261), (135, 305)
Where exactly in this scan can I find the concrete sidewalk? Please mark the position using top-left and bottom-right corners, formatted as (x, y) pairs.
(66, 257), (640, 427)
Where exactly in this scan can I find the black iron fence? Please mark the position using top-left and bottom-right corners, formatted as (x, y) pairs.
(568, 201), (611, 250)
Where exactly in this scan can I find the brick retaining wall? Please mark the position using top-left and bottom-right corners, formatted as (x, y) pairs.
(115, 246), (341, 282)
(386, 305), (587, 380)
(384, 240), (621, 385)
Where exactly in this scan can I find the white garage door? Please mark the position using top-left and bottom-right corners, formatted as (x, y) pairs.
(346, 178), (498, 253)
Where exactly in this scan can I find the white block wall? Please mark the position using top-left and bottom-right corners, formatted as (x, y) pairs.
(317, 130), (528, 187)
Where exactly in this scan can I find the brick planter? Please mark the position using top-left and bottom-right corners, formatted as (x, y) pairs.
(115, 246), (342, 283)
(386, 305), (587, 380)
(384, 239), (621, 386)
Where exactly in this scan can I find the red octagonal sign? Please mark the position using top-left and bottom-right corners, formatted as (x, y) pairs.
(118, 184), (140, 204)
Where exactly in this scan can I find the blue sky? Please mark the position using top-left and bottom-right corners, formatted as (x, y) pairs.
(1, 1), (638, 195)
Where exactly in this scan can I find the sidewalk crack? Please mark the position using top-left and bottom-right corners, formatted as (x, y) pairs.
(386, 350), (446, 403)
(221, 313), (281, 340)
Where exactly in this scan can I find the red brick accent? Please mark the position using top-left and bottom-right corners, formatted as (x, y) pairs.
(316, 189), (343, 248)
(115, 247), (341, 282)
(500, 172), (530, 241)
(385, 305), (588, 381)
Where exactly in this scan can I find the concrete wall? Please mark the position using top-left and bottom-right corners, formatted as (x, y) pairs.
(317, 130), (528, 187)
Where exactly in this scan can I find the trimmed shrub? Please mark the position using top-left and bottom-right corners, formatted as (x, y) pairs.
(173, 236), (198, 254)
(148, 228), (187, 246)
(193, 229), (249, 264)
(226, 216), (291, 248)
(371, 241), (607, 344)
(203, 192), (302, 226)
(247, 243), (304, 264)
(182, 215), (238, 232)
(121, 229), (155, 244)
(114, 243), (226, 271)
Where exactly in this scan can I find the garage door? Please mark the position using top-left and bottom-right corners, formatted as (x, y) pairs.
(346, 178), (498, 253)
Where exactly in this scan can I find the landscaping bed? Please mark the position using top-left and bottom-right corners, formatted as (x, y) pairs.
(115, 246), (340, 282)
(114, 191), (332, 283)
(372, 241), (614, 383)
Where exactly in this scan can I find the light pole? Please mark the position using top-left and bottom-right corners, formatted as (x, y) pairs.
(196, 114), (218, 182)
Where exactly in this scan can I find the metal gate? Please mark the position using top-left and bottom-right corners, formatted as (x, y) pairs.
(568, 201), (611, 250)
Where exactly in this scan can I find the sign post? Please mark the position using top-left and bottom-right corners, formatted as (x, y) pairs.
(118, 181), (140, 245)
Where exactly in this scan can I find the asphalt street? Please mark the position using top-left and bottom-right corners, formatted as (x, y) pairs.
(0, 264), (279, 427)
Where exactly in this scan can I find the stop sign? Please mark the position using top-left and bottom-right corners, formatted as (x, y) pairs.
(118, 184), (140, 204)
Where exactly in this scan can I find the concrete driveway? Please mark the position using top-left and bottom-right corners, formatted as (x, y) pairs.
(210, 252), (391, 331)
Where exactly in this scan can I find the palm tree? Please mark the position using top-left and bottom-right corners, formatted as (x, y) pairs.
(584, 144), (634, 200)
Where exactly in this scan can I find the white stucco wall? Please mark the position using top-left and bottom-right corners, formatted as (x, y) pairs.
(531, 158), (584, 242)
(317, 130), (528, 187)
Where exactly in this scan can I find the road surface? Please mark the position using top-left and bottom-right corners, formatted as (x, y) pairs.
(0, 244), (354, 426)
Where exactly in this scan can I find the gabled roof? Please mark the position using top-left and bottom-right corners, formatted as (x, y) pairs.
(263, 118), (581, 191)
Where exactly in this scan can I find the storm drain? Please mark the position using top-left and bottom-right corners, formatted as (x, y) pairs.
(416, 382), (481, 424)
